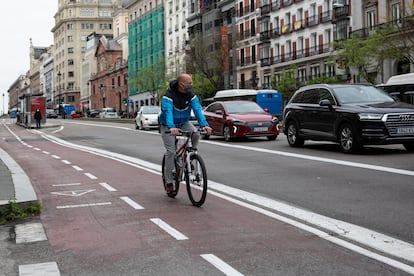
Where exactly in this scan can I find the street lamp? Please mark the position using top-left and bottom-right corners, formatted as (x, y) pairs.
(16, 86), (19, 122)
(57, 71), (62, 118)
(2, 93), (4, 117)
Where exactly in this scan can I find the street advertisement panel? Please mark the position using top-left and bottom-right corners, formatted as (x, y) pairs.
(31, 97), (46, 123)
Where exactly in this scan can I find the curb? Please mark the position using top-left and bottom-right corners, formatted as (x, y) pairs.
(0, 147), (37, 207)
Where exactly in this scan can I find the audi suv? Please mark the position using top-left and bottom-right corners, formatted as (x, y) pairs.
(283, 84), (414, 153)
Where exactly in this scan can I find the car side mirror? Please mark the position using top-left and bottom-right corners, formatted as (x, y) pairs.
(319, 99), (332, 107)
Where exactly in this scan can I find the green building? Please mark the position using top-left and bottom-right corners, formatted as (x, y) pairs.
(127, 1), (165, 107)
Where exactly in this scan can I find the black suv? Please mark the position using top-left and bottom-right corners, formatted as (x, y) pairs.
(283, 84), (414, 153)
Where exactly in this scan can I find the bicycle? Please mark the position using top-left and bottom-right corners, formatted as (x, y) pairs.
(161, 129), (208, 207)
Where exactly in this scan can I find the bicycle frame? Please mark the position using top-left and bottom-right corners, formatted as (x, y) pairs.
(174, 132), (195, 180)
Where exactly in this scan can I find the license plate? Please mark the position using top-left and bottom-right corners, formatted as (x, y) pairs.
(253, 127), (268, 132)
(397, 127), (414, 134)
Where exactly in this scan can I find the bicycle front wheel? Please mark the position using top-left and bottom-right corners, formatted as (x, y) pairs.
(185, 154), (207, 207)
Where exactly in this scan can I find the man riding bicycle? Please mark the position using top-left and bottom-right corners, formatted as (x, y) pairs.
(159, 74), (212, 196)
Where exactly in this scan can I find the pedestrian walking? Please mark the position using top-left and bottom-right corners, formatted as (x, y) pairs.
(34, 109), (42, 129)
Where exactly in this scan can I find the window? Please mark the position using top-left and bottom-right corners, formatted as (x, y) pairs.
(68, 47), (74, 53)
(68, 59), (74, 65)
(81, 23), (94, 29)
(67, 35), (73, 42)
(100, 23), (112, 30)
(80, 8), (94, 16)
(366, 10), (376, 30)
(391, 2), (402, 25)
(68, 71), (74, 78)
(67, 24), (73, 30)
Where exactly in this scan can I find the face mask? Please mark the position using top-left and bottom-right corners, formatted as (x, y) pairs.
(184, 85), (193, 93)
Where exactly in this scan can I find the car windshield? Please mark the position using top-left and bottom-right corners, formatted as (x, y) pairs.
(333, 86), (395, 104)
(143, 106), (161, 114)
(224, 102), (264, 114)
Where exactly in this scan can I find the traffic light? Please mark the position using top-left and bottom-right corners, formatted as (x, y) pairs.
(61, 99), (64, 105)
(122, 98), (127, 105)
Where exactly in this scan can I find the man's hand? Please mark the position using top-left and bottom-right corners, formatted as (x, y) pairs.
(202, 126), (212, 136)
(169, 127), (181, 136)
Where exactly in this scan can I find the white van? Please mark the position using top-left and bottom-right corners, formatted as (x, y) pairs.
(99, 107), (118, 118)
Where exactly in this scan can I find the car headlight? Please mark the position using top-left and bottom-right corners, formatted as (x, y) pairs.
(271, 117), (279, 123)
(231, 118), (246, 124)
(358, 113), (383, 120)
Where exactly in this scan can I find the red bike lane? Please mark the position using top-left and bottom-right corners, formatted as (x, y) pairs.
(1, 124), (409, 275)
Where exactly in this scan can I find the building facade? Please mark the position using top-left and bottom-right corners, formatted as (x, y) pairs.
(51, 0), (122, 110)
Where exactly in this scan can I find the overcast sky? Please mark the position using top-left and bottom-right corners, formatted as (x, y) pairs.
(0, 1), (57, 114)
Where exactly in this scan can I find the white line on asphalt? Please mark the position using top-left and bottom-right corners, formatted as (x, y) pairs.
(39, 131), (414, 272)
(84, 172), (97, 179)
(56, 202), (111, 209)
(120, 196), (144, 209)
(150, 218), (188, 240)
(207, 186), (414, 275)
(52, 183), (81, 187)
(33, 147), (41, 151)
(201, 254), (244, 276)
(99, 182), (117, 192)
(203, 140), (414, 177)
(19, 262), (61, 276)
(42, 151), (50, 154)
(72, 165), (83, 171)
(51, 154), (61, 159)
(26, 145), (33, 148)
(51, 125), (64, 134)
(61, 160), (71, 165)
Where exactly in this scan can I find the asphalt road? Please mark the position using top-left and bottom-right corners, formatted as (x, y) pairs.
(1, 118), (413, 275)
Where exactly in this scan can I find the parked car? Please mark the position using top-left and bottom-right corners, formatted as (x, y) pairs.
(70, 111), (83, 119)
(283, 84), (414, 153)
(203, 100), (279, 141)
(135, 105), (161, 130)
(89, 110), (100, 118)
(46, 109), (58, 119)
(99, 107), (118, 119)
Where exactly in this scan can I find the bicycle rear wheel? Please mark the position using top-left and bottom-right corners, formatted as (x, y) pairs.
(185, 154), (207, 207)
(162, 155), (180, 198)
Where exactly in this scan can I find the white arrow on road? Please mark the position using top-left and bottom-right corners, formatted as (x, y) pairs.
(51, 189), (95, 197)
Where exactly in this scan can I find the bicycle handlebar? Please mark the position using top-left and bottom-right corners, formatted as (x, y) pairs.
(165, 128), (207, 136)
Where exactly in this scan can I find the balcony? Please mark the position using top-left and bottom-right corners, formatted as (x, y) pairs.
(333, 5), (349, 23)
(306, 15), (318, 27)
(320, 11), (331, 23)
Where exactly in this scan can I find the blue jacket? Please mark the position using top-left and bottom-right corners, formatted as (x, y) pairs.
(159, 80), (209, 129)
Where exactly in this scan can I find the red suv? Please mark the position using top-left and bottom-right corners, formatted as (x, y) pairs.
(203, 100), (279, 141)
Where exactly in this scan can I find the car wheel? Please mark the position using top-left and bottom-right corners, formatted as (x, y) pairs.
(286, 121), (304, 147)
(267, 135), (277, 141)
(338, 123), (361, 153)
(403, 142), (414, 151)
(223, 125), (232, 142)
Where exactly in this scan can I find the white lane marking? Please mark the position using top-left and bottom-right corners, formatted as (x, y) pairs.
(99, 182), (117, 192)
(33, 147), (41, 151)
(61, 160), (71, 164)
(150, 218), (188, 240)
(39, 132), (414, 270)
(208, 181), (414, 263)
(52, 183), (81, 187)
(19, 262), (61, 276)
(84, 172), (97, 179)
(51, 154), (61, 159)
(56, 202), (111, 209)
(120, 196), (144, 209)
(201, 254), (244, 276)
(72, 165), (83, 171)
(204, 140), (414, 177)
(51, 125), (64, 134)
(15, 222), (47, 244)
(207, 187), (414, 275)
(51, 189), (95, 197)
(42, 151), (50, 155)
(26, 145), (33, 148)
